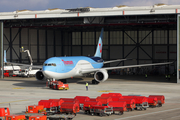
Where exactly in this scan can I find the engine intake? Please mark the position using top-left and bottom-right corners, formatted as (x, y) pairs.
(94, 69), (108, 82)
(36, 71), (46, 81)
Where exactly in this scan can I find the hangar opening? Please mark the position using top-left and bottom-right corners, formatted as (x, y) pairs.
(0, 5), (179, 83)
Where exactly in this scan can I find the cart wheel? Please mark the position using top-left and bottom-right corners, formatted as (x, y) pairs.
(143, 108), (147, 110)
(91, 113), (94, 116)
(119, 111), (123, 115)
(140, 107), (143, 111)
(100, 113), (103, 117)
(87, 111), (90, 114)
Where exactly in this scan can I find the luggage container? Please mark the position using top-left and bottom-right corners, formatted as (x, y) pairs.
(5, 115), (26, 120)
(38, 100), (58, 114)
(149, 95), (165, 107)
(28, 105), (44, 113)
(59, 98), (79, 104)
(107, 93), (122, 97)
(60, 102), (79, 114)
(118, 98), (136, 111)
(89, 98), (96, 101)
(90, 105), (113, 117)
(96, 97), (112, 106)
(74, 96), (90, 110)
(108, 101), (126, 115)
(83, 101), (102, 114)
(147, 97), (158, 107)
(29, 115), (47, 120)
(122, 96), (148, 110)
(110, 97), (121, 101)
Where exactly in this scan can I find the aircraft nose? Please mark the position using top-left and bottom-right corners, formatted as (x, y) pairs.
(42, 70), (51, 78)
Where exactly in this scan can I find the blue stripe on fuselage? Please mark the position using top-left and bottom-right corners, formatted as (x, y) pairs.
(43, 56), (104, 73)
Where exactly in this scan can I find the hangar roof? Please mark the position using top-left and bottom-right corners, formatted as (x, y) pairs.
(0, 4), (180, 20)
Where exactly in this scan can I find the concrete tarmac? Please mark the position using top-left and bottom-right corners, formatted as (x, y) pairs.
(0, 75), (180, 120)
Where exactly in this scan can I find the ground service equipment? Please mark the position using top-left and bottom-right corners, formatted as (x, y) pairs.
(108, 101), (127, 115)
(122, 96), (148, 110)
(60, 102), (79, 115)
(0, 108), (10, 120)
(96, 97), (112, 106)
(118, 98), (136, 111)
(83, 101), (102, 114)
(74, 96), (90, 110)
(90, 105), (113, 117)
(149, 95), (165, 107)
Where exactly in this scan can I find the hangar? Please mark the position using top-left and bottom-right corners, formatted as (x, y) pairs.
(0, 4), (179, 83)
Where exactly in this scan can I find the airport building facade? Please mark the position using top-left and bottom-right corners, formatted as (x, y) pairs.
(0, 4), (180, 83)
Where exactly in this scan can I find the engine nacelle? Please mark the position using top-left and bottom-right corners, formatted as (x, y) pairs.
(35, 71), (46, 81)
(94, 69), (109, 82)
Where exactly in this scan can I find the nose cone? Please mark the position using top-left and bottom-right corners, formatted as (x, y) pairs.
(42, 70), (52, 78)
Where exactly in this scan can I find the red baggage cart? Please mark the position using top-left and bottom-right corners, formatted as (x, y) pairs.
(89, 98), (96, 101)
(83, 101), (102, 114)
(60, 102), (79, 114)
(59, 98), (79, 104)
(147, 97), (158, 107)
(74, 96), (90, 109)
(122, 96), (148, 110)
(96, 97), (112, 106)
(108, 101), (126, 115)
(149, 95), (165, 107)
(118, 98), (136, 111)
(38, 100), (58, 114)
(90, 105), (113, 117)
(101, 93), (122, 97)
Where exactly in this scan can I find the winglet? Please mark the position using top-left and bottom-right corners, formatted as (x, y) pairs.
(4, 50), (7, 62)
(94, 28), (104, 58)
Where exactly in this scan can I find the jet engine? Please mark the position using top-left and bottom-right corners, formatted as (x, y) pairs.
(35, 71), (46, 81)
(94, 69), (109, 82)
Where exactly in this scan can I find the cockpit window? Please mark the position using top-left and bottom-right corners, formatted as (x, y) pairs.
(43, 63), (56, 66)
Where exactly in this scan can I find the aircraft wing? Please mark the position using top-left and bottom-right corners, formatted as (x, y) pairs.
(103, 59), (132, 64)
(80, 62), (173, 74)
(5, 62), (42, 69)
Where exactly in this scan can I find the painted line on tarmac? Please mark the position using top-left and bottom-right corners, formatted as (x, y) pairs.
(0, 99), (28, 104)
(115, 107), (180, 120)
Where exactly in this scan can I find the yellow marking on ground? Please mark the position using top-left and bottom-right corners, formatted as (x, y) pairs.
(13, 87), (25, 89)
(98, 90), (113, 92)
(0, 99), (28, 104)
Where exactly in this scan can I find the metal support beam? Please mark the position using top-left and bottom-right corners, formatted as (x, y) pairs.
(81, 31), (83, 55)
(177, 15), (180, 83)
(53, 30), (56, 56)
(61, 31), (64, 56)
(45, 29), (48, 59)
(0, 21), (3, 78)
(37, 29), (39, 63)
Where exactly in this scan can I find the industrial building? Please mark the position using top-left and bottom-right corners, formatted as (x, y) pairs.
(0, 4), (179, 83)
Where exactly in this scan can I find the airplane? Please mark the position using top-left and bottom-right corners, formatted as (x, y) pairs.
(32, 28), (172, 83)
